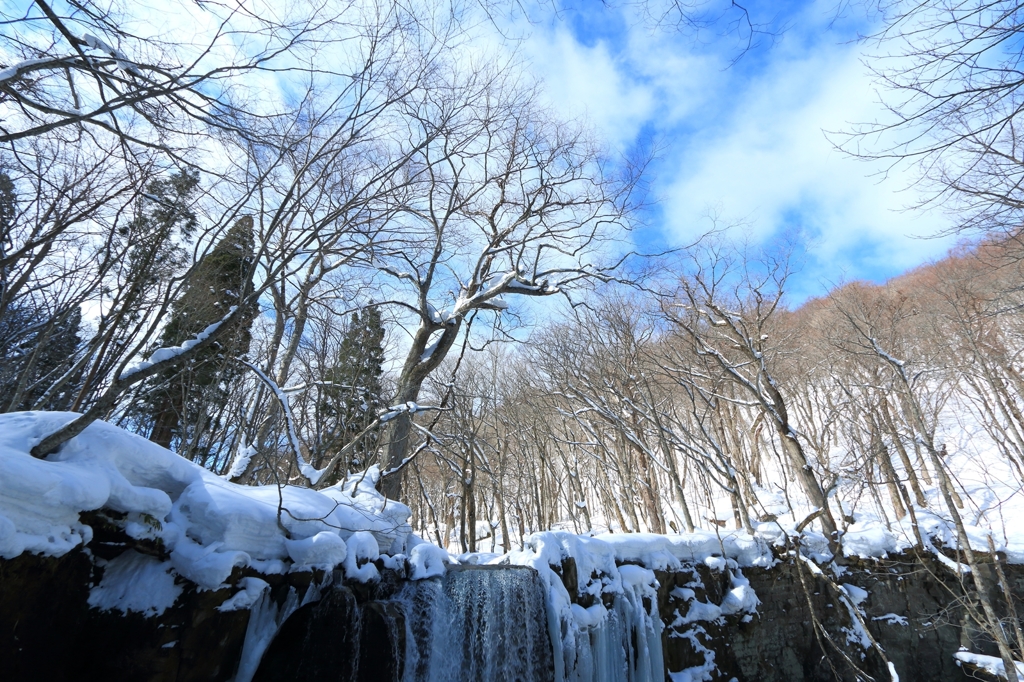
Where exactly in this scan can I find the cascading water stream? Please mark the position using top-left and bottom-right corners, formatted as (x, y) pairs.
(251, 562), (665, 682)
(396, 565), (555, 682)
(395, 561), (664, 682)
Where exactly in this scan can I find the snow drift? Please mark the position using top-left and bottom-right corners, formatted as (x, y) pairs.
(0, 411), (414, 592)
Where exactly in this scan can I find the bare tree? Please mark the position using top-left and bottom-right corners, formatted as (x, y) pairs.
(840, 0), (1024, 238)
(371, 63), (640, 499)
(0, 0), (328, 156)
(662, 242), (840, 541)
(829, 280), (1024, 682)
(24, 2), (473, 462)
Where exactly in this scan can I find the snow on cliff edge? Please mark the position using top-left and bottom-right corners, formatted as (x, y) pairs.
(0, 412), (413, 589)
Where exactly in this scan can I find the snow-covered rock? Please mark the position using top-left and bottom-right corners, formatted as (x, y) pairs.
(409, 541), (450, 579)
(88, 550), (182, 617)
(0, 412), (414, 597)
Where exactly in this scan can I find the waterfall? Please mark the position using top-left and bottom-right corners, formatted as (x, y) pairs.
(397, 564), (554, 682)
(395, 562), (664, 682)
(250, 562), (665, 682)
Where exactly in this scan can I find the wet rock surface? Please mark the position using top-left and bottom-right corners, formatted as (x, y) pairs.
(3, 543), (1022, 682)
(657, 552), (1024, 682)
(254, 568), (408, 682)
(0, 549), (252, 682)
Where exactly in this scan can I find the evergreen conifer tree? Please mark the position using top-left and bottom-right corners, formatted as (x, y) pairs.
(0, 171), (84, 412)
(0, 169), (16, 320)
(144, 215), (256, 454)
(0, 306), (83, 412)
(317, 307), (387, 478)
(122, 170), (200, 296)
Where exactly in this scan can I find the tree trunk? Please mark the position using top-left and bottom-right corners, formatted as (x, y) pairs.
(776, 424), (838, 539)
(380, 320), (463, 500)
(872, 416), (907, 519)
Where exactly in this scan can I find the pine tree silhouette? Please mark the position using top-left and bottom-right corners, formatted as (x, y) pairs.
(144, 215), (256, 454)
(316, 307), (387, 480)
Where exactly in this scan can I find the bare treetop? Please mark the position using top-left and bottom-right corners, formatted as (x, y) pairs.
(837, 0), (1024, 237)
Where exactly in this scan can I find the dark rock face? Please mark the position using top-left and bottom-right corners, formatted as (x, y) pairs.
(657, 553), (1024, 682)
(0, 548), (303, 682)
(3, 544), (1021, 682)
(253, 571), (408, 682)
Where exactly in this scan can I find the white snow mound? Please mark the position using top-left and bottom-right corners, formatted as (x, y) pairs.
(0, 412), (414, 590)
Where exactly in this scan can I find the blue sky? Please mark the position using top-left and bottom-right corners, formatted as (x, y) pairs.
(501, 0), (961, 303)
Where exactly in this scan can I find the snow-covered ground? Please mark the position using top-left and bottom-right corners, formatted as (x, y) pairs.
(4, 408), (1020, 595)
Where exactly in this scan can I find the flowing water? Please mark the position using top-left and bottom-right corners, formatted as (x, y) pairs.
(250, 563), (665, 682)
(396, 565), (555, 682)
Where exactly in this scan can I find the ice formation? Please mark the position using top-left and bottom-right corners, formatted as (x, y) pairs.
(503, 531), (763, 682)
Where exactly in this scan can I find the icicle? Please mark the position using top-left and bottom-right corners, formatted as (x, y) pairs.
(233, 586), (300, 682)
(552, 565), (666, 682)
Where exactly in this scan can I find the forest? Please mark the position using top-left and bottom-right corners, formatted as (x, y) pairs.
(5, 1), (1024, 680)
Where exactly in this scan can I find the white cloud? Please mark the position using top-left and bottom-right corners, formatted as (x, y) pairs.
(521, 25), (657, 151)
(656, 36), (957, 293)
(507, 3), (961, 299)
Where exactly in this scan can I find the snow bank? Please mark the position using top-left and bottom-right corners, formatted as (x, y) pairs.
(594, 530), (774, 570)
(837, 507), (1024, 567)
(955, 650), (1024, 680)
(409, 541), (450, 579)
(342, 531), (380, 582)
(842, 521), (898, 559)
(0, 412), (414, 595)
(285, 531), (347, 569)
